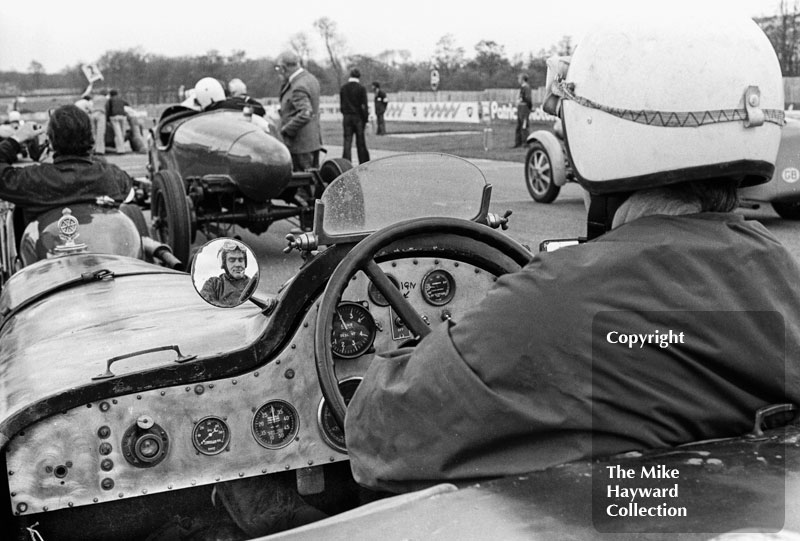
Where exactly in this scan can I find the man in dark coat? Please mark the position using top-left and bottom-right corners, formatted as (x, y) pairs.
(339, 68), (370, 164)
(514, 73), (533, 147)
(0, 105), (132, 230)
(372, 82), (388, 135)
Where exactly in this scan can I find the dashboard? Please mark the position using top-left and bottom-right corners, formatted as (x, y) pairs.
(5, 256), (497, 516)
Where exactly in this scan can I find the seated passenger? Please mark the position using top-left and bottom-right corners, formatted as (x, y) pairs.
(344, 15), (800, 492)
(0, 105), (132, 231)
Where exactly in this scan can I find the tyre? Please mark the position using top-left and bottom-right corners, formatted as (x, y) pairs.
(524, 142), (561, 203)
(151, 170), (192, 265)
(772, 200), (800, 220)
(319, 157), (353, 186)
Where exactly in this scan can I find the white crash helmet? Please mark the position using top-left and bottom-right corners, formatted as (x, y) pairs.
(552, 13), (784, 193)
(228, 78), (247, 97)
(194, 77), (226, 109)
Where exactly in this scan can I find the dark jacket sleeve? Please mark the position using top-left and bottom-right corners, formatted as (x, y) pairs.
(359, 86), (369, 123)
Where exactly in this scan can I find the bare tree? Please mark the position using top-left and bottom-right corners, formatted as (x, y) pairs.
(756, 0), (800, 75)
(313, 17), (346, 87)
(288, 32), (313, 67)
(433, 34), (465, 76)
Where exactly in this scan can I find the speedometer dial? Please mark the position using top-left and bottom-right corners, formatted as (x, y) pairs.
(251, 400), (298, 449)
(331, 302), (376, 359)
(192, 416), (230, 455)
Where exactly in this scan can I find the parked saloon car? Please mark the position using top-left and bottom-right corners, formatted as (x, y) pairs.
(0, 154), (797, 541)
(524, 112), (800, 217)
(146, 105), (351, 264)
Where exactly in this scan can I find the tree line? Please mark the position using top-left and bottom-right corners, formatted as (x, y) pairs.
(2, 11), (796, 104)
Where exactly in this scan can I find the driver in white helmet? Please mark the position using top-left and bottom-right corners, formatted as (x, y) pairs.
(344, 14), (800, 493)
(198, 77), (267, 117)
(193, 77), (227, 111)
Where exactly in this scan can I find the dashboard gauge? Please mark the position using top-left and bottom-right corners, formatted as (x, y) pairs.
(317, 378), (362, 452)
(367, 274), (400, 307)
(251, 400), (298, 449)
(331, 302), (376, 359)
(421, 269), (456, 306)
(192, 416), (231, 456)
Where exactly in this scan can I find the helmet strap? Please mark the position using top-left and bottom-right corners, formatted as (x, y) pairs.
(587, 193), (632, 240)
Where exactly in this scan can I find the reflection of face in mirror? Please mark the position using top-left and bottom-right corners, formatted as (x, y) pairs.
(191, 238), (260, 308)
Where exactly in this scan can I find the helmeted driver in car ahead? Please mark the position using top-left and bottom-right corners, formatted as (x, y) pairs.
(199, 239), (252, 308)
(0, 105), (133, 231)
(344, 14), (800, 492)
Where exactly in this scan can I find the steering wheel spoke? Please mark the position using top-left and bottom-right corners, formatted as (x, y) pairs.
(363, 260), (430, 338)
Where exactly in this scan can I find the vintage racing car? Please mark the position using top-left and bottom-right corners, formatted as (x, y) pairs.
(0, 197), (182, 291)
(0, 154), (796, 540)
(524, 113), (800, 218)
(146, 106), (351, 264)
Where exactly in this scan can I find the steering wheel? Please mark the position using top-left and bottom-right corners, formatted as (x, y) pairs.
(314, 217), (533, 428)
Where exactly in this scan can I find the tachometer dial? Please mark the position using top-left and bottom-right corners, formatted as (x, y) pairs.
(421, 269), (456, 306)
(367, 274), (400, 307)
(317, 378), (362, 452)
(251, 400), (298, 449)
(331, 302), (376, 359)
(192, 416), (231, 456)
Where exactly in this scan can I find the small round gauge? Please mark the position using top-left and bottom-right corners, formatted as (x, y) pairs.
(331, 302), (376, 359)
(318, 378), (362, 452)
(251, 400), (299, 449)
(421, 269), (456, 306)
(192, 416), (231, 456)
(367, 274), (400, 307)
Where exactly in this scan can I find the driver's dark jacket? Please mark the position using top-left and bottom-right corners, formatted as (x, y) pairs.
(200, 273), (249, 307)
(345, 213), (800, 492)
(0, 139), (132, 226)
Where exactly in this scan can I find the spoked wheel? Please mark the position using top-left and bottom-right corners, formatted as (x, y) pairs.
(314, 217), (533, 428)
(524, 142), (561, 203)
(150, 170), (192, 266)
(772, 201), (800, 220)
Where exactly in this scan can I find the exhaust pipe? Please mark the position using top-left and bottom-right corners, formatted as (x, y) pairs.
(142, 237), (184, 270)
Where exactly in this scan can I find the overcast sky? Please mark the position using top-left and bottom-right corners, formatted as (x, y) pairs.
(0, 0), (787, 73)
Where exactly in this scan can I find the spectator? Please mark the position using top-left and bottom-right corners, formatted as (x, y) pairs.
(74, 85), (106, 155)
(372, 82), (388, 135)
(105, 89), (130, 154)
(275, 51), (323, 172)
(339, 68), (370, 164)
(514, 73), (533, 148)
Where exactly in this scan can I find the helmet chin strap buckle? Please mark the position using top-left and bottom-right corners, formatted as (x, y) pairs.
(744, 86), (765, 128)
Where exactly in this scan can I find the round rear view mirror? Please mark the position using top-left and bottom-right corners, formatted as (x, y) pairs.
(191, 238), (260, 308)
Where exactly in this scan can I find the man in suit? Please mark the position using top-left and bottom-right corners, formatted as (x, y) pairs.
(339, 68), (370, 164)
(276, 51), (323, 172)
